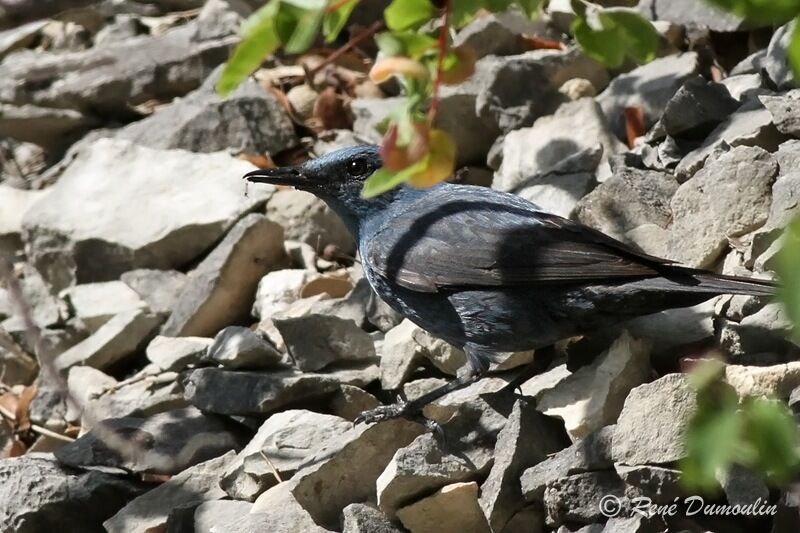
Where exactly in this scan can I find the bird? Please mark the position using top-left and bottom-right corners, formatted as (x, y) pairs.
(244, 144), (776, 424)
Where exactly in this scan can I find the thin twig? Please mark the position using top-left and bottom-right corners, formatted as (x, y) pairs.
(308, 20), (384, 77)
(0, 404), (75, 442)
(427, 0), (451, 124)
(259, 450), (284, 482)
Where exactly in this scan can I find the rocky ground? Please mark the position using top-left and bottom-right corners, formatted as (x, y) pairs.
(1, 1), (800, 532)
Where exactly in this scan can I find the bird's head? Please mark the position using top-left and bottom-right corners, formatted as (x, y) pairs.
(244, 144), (401, 237)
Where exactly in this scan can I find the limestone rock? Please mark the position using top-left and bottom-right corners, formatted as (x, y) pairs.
(205, 326), (284, 370)
(61, 281), (148, 332)
(397, 482), (490, 533)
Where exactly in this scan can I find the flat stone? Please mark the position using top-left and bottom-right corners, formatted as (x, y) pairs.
(724, 362), (800, 399)
(205, 326), (284, 370)
(342, 503), (402, 533)
(616, 465), (682, 503)
(0, 22), (234, 114)
(0, 102), (98, 149)
(55, 309), (162, 371)
(397, 482), (490, 533)
(479, 400), (567, 531)
(286, 419), (425, 529)
(544, 471), (627, 526)
(120, 268), (188, 317)
(538, 331), (651, 440)
(252, 269), (315, 320)
(574, 158), (678, 241)
(653, 75), (740, 139)
(668, 145), (776, 267)
(514, 170), (596, 218)
(328, 384), (381, 421)
(638, 0), (747, 32)
(55, 407), (244, 474)
(761, 91), (800, 137)
(521, 426), (615, 502)
(0, 453), (145, 533)
(220, 409), (351, 501)
(182, 364), (379, 416)
(162, 214), (287, 337)
(146, 335), (213, 371)
(65, 365), (117, 423)
(764, 20), (797, 91)
(61, 281), (148, 332)
(612, 374), (697, 465)
(22, 139), (271, 290)
(274, 314), (376, 372)
(495, 98), (625, 191)
(267, 188), (354, 255)
(597, 53), (701, 140)
(625, 299), (716, 357)
(104, 452), (236, 533)
(193, 500), (253, 533)
(242, 481), (329, 533)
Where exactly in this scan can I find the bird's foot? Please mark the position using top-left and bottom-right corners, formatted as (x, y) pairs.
(354, 401), (446, 443)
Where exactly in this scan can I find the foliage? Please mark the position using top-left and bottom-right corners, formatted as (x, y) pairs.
(682, 361), (800, 490)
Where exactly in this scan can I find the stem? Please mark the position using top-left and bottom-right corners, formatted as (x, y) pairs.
(308, 20), (384, 77)
(326, 0), (354, 13)
(427, 0), (450, 124)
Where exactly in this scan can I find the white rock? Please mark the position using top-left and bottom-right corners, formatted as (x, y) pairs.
(62, 281), (148, 332)
(0, 184), (46, 252)
(146, 335), (213, 371)
(252, 269), (316, 320)
(396, 482), (490, 533)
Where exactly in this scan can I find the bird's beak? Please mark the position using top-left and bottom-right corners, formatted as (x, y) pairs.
(243, 166), (307, 187)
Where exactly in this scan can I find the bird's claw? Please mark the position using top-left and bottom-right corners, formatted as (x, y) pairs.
(354, 401), (411, 426)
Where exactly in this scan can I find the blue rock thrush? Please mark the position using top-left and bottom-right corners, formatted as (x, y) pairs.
(244, 145), (775, 424)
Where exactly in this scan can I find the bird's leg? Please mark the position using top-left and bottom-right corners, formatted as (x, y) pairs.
(500, 344), (557, 396)
(355, 345), (490, 426)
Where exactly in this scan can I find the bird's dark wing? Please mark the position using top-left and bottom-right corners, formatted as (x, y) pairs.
(364, 186), (673, 293)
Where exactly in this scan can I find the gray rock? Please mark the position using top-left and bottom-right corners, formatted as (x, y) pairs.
(6, 264), (64, 329)
(220, 409), (351, 501)
(65, 365), (117, 423)
(495, 98), (625, 191)
(252, 269), (315, 319)
(162, 214), (287, 337)
(0, 102), (99, 149)
(328, 384), (381, 421)
(625, 299), (716, 357)
(118, 66), (296, 155)
(55, 407), (243, 474)
(288, 418), (425, 529)
(514, 170), (596, 218)
(724, 362), (800, 398)
(243, 481), (329, 533)
(720, 302), (795, 361)
(668, 145), (776, 267)
(274, 314), (376, 372)
(94, 14), (146, 46)
(313, 129), (368, 156)
(521, 426), (615, 501)
(0, 20), (47, 59)
(146, 335), (213, 371)
(479, 400), (566, 531)
(267, 188), (354, 256)
(0, 453), (145, 533)
(22, 139), (271, 290)
(342, 503), (401, 533)
(182, 364), (379, 416)
(720, 73), (765, 101)
(616, 465), (682, 503)
(104, 452), (236, 533)
(454, 9), (550, 58)
(652, 76), (740, 139)
(193, 500), (253, 533)
(597, 52), (701, 140)
(0, 22), (235, 115)
(351, 97), (403, 143)
(761, 91), (800, 137)
(435, 57), (502, 167)
(538, 331), (651, 440)
(206, 326), (284, 369)
(764, 20), (797, 91)
(120, 268), (187, 317)
(544, 471), (626, 526)
(80, 367), (189, 428)
(54, 309), (162, 371)
(612, 374), (697, 465)
(716, 464), (769, 507)
(477, 48), (608, 133)
(676, 96), (783, 180)
(751, 171), (800, 265)
(61, 281), (148, 332)
(397, 482), (490, 533)
(637, 0), (747, 32)
(574, 158), (678, 241)
(191, 0), (251, 42)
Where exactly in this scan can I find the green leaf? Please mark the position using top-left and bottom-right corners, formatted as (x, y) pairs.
(705, 0), (800, 25)
(217, 0), (281, 96)
(682, 407), (744, 490)
(284, 5), (325, 53)
(376, 31), (437, 59)
(385, 0), (434, 31)
(572, 8), (658, 68)
(362, 158), (427, 198)
(450, 0), (486, 28)
(777, 216), (800, 335)
(323, 0), (359, 42)
(743, 397), (800, 481)
(790, 17), (800, 80)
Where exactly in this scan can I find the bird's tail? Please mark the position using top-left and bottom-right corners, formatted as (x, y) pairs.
(671, 268), (777, 297)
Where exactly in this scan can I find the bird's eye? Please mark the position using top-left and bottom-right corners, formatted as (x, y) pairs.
(347, 158), (369, 177)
